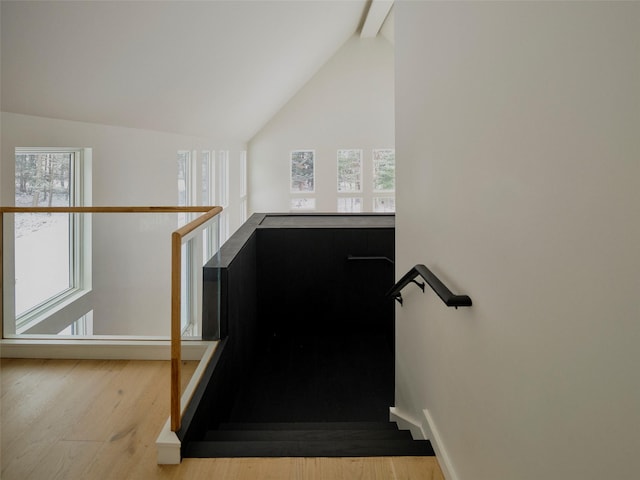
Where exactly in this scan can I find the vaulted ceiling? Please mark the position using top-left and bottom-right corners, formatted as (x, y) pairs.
(1, 1), (392, 142)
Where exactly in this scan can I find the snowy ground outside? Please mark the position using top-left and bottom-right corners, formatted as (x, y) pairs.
(11, 194), (196, 337)
(14, 193), (71, 317)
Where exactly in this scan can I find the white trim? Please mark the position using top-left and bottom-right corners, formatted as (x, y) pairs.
(361, 0), (394, 38)
(389, 406), (426, 440)
(390, 407), (459, 480)
(337, 196), (363, 213)
(218, 150), (230, 207)
(156, 422), (181, 465)
(239, 150), (247, 199)
(422, 408), (459, 480)
(156, 342), (218, 464)
(10, 147), (92, 336)
(0, 339), (212, 360)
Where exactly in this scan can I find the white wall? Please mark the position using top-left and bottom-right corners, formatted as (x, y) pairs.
(1, 112), (245, 336)
(248, 35), (394, 214)
(395, 3), (640, 480)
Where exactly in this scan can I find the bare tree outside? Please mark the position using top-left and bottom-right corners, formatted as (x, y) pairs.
(291, 150), (315, 193)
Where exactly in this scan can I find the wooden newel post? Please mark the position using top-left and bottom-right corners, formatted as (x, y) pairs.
(170, 231), (182, 432)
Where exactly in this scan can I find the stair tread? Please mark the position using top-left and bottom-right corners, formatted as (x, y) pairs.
(216, 421), (400, 431)
(204, 428), (413, 442)
(183, 438), (435, 458)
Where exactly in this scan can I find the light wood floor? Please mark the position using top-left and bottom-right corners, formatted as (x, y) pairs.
(0, 358), (444, 480)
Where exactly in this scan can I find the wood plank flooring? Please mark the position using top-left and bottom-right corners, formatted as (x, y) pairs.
(0, 358), (444, 480)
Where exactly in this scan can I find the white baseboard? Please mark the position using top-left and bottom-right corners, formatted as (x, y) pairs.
(389, 406), (427, 440)
(389, 407), (459, 480)
(0, 339), (210, 360)
(421, 408), (459, 480)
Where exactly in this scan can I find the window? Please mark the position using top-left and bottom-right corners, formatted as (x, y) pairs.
(177, 150), (195, 225)
(201, 150), (218, 260)
(218, 150), (229, 208)
(240, 151), (247, 224)
(290, 198), (316, 211)
(373, 149), (395, 192)
(219, 211), (230, 244)
(373, 197), (395, 212)
(201, 150), (214, 207)
(291, 150), (315, 193)
(337, 197), (362, 213)
(58, 311), (93, 336)
(178, 150), (203, 334)
(217, 150), (230, 243)
(178, 151), (193, 333)
(13, 148), (90, 332)
(239, 151), (247, 199)
(337, 149), (362, 193)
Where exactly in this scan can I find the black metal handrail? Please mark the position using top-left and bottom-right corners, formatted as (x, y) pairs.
(387, 264), (472, 308)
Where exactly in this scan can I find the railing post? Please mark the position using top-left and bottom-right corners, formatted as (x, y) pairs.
(170, 231), (182, 432)
(1, 212), (3, 336)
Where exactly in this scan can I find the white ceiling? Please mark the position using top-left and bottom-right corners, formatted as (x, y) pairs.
(1, 1), (380, 141)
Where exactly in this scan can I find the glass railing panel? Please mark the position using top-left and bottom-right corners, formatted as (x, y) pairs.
(2, 210), (221, 340)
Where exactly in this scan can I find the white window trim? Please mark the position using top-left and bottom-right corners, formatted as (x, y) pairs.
(9, 147), (92, 336)
(201, 150), (218, 261)
(239, 151), (247, 199)
(218, 150), (229, 208)
(337, 196), (363, 213)
(178, 150), (204, 337)
(373, 196), (396, 213)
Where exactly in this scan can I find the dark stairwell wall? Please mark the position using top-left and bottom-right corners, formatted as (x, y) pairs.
(181, 214), (395, 444)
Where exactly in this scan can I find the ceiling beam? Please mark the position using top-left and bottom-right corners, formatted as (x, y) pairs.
(360, 0), (394, 38)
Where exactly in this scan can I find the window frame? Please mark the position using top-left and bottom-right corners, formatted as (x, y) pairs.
(372, 148), (396, 193)
(337, 197), (363, 213)
(337, 148), (363, 193)
(239, 151), (248, 224)
(11, 147), (92, 335)
(290, 150), (315, 194)
(290, 197), (316, 211)
(373, 196), (396, 213)
(218, 150), (229, 208)
(201, 150), (218, 260)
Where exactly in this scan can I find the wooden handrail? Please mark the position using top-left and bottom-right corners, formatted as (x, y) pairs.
(0, 205), (223, 434)
(0, 206), (217, 213)
(170, 206), (222, 431)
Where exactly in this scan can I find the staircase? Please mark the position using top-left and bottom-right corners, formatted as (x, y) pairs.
(183, 421), (435, 457)
(180, 331), (436, 458)
(183, 215), (434, 458)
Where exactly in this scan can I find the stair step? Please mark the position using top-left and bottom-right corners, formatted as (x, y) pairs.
(204, 428), (413, 442)
(183, 438), (435, 458)
(216, 421), (400, 431)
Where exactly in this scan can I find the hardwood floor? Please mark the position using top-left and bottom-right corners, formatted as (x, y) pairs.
(0, 358), (444, 480)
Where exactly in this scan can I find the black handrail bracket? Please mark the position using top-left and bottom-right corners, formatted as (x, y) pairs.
(387, 264), (472, 308)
